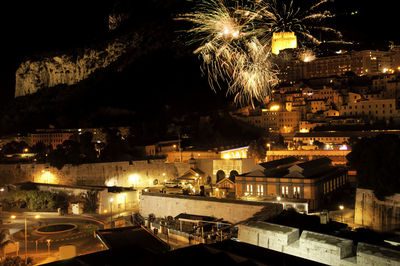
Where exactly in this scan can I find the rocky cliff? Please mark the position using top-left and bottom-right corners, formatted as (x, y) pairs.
(15, 36), (138, 97)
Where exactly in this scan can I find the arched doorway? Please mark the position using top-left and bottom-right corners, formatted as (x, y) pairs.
(216, 170), (225, 183)
(229, 170), (239, 182)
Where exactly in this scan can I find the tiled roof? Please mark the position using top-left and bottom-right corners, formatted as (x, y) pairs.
(238, 157), (344, 179)
(259, 157), (299, 169)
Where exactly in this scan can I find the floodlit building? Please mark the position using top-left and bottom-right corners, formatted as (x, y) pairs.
(30, 130), (74, 149)
(271, 32), (297, 55)
(235, 107), (301, 133)
(220, 146), (248, 159)
(280, 49), (400, 82)
(235, 157), (348, 210)
(340, 98), (400, 122)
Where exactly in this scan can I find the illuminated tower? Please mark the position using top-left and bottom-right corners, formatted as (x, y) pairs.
(271, 32), (297, 55)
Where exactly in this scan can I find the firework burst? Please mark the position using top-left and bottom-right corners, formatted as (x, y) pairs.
(298, 47), (316, 62)
(231, 38), (278, 106)
(177, 0), (278, 105)
(252, 0), (342, 46)
(177, 0), (340, 106)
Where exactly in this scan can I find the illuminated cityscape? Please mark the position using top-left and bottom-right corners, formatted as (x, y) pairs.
(0, 0), (399, 265)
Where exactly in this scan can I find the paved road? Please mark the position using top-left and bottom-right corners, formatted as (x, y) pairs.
(0, 211), (110, 264)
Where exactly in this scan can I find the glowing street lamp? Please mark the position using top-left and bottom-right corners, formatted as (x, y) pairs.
(339, 205), (344, 222)
(10, 214), (40, 264)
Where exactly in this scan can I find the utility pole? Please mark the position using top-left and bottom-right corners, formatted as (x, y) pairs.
(178, 132), (182, 162)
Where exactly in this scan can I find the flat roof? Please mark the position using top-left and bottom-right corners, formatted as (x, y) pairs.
(96, 226), (170, 252)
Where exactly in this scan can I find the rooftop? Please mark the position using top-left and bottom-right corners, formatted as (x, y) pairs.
(294, 130), (400, 138)
(259, 156), (299, 170)
(238, 157), (345, 179)
(96, 226), (170, 252)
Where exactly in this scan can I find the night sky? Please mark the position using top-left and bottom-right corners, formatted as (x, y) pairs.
(0, 0), (398, 129)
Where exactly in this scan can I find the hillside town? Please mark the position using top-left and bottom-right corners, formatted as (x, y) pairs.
(1, 0), (400, 265)
(1, 44), (400, 265)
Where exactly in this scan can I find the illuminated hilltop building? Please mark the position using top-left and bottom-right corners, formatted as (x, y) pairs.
(271, 32), (297, 55)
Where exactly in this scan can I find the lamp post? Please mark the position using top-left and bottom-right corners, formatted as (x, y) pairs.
(46, 239), (51, 256)
(109, 198), (114, 228)
(10, 214), (40, 264)
(339, 205), (344, 222)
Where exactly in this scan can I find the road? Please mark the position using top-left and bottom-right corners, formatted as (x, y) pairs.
(0, 211), (110, 264)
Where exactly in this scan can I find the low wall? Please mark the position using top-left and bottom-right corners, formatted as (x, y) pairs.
(0, 160), (188, 187)
(238, 221), (400, 266)
(140, 193), (283, 224)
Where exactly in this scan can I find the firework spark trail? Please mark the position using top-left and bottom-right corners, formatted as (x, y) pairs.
(252, 0), (342, 45)
(230, 38), (278, 106)
(298, 47), (316, 62)
(177, 0), (341, 106)
(177, 0), (280, 105)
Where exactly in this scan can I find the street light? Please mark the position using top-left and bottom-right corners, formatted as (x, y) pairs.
(339, 205), (344, 222)
(46, 239), (51, 256)
(109, 198), (114, 228)
(10, 214), (40, 264)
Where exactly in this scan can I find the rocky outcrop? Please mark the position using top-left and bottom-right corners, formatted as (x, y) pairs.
(15, 37), (137, 97)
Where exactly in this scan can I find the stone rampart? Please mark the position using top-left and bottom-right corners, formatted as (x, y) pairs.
(0, 160), (187, 187)
(139, 193), (282, 224)
(238, 220), (400, 266)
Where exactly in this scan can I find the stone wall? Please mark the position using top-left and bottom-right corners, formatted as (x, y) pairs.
(238, 221), (299, 250)
(0, 160), (189, 188)
(354, 188), (400, 232)
(15, 37), (138, 97)
(139, 193), (282, 224)
(238, 221), (400, 265)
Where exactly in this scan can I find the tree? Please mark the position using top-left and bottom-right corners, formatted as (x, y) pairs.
(346, 134), (400, 200)
(248, 137), (267, 162)
(47, 144), (67, 170)
(1, 141), (30, 155)
(82, 190), (99, 213)
(26, 191), (56, 211)
(79, 132), (97, 162)
(0, 256), (33, 266)
(313, 140), (325, 150)
(31, 142), (52, 162)
(100, 128), (134, 161)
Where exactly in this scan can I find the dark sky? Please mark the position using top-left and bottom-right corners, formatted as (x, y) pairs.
(0, 0), (398, 103)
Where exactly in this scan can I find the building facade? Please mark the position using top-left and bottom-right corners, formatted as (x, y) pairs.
(236, 157), (348, 210)
(340, 98), (400, 122)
